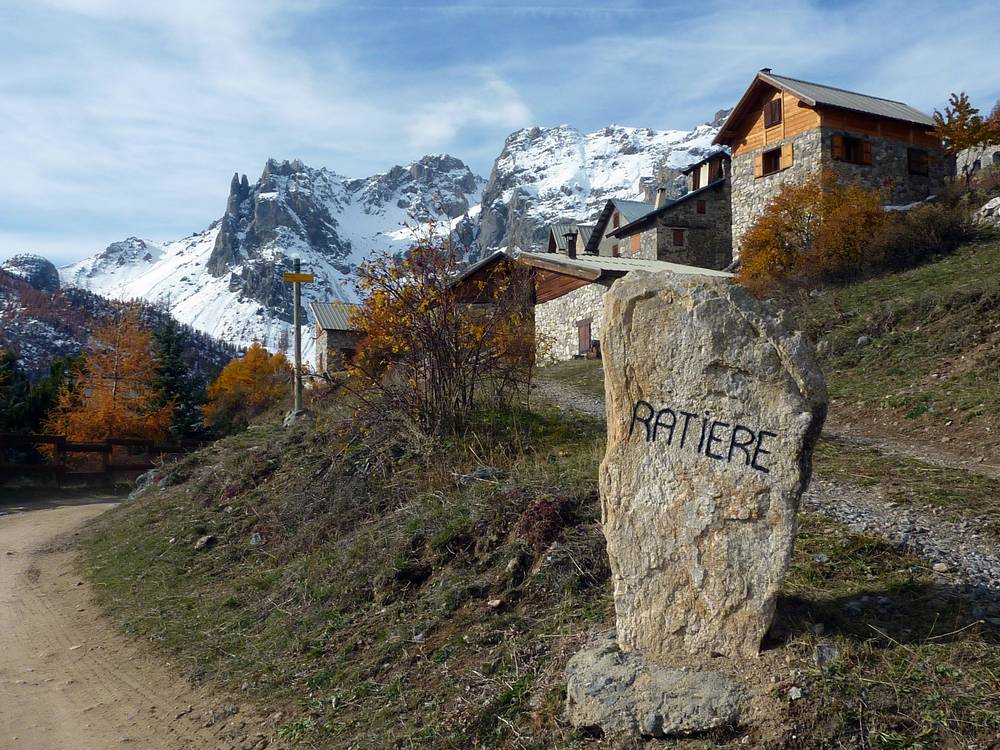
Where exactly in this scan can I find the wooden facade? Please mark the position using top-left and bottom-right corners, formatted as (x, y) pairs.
(718, 72), (942, 157)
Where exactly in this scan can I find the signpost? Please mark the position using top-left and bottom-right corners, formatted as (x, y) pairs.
(281, 260), (315, 414)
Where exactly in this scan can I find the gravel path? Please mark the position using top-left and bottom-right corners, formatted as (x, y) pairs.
(533, 376), (1000, 605)
(804, 478), (1000, 604)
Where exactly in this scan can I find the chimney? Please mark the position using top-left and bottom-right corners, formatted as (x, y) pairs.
(655, 187), (667, 209)
(563, 231), (578, 259)
(760, 67), (772, 73)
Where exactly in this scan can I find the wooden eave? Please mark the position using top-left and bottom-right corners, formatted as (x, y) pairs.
(714, 74), (797, 146)
(516, 254), (602, 281)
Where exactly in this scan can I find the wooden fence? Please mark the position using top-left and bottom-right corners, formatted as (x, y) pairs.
(0, 433), (206, 484)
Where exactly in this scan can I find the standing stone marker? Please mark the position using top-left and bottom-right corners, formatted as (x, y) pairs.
(600, 271), (826, 662)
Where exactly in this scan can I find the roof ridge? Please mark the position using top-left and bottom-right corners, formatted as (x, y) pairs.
(765, 72), (912, 107)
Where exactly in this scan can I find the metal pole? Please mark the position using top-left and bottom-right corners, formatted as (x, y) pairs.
(293, 258), (303, 413)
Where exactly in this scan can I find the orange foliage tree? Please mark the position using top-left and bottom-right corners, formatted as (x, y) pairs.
(933, 92), (1000, 184)
(349, 231), (535, 433)
(202, 342), (292, 433)
(737, 171), (888, 295)
(46, 308), (174, 442)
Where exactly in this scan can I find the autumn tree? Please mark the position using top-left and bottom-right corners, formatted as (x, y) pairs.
(934, 92), (1000, 184)
(202, 343), (292, 433)
(738, 171), (887, 295)
(45, 309), (174, 442)
(349, 229), (535, 433)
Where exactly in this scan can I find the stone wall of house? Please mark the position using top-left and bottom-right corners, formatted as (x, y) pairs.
(825, 128), (947, 206)
(655, 181), (732, 270)
(731, 128), (947, 256)
(317, 329), (361, 372)
(633, 228), (657, 260)
(730, 129), (824, 256)
(535, 281), (612, 362)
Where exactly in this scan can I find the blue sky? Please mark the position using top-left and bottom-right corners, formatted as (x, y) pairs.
(2, 0), (999, 265)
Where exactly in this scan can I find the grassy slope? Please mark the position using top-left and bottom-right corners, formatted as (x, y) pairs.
(796, 238), (1000, 454)
(84, 397), (999, 749)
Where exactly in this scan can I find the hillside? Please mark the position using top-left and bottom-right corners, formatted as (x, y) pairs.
(80, 242), (1000, 749)
(0, 258), (234, 382)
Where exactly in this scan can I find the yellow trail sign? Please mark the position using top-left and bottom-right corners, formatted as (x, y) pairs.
(282, 272), (315, 283)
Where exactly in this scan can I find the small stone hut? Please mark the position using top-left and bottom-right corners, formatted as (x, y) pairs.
(311, 301), (362, 373)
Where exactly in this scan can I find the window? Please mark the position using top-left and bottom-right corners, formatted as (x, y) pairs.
(671, 229), (685, 247)
(696, 199), (706, 214)
(831, 134), (872, 165)
(691, 169), (701, 190)
(764, 98), (782, 128)
(611, 244), (620, 257)
(762, 148), (782, 175)
(993, 151), (1000, 166)
(612, 211), (620, 228)
(907, 148), (929, 176)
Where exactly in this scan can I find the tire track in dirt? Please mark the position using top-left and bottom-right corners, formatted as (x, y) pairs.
(0, 499), (277, 750)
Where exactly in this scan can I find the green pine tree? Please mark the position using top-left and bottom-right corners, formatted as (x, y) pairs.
(152, 317), (206, 441)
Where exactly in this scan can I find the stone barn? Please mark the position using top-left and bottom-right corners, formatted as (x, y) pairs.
(714, 69), (947, 256)
(311, 301), (362, 373)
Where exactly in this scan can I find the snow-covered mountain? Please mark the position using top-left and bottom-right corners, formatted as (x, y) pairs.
(476, 111), (729, 253)
(57, 112), (727, 359)
(62, 155), (484, 359)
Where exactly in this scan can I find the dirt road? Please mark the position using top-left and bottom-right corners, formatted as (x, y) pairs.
(0, 495), (273, 750)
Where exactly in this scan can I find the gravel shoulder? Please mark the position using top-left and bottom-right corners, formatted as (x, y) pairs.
(0, 497), (276, 750)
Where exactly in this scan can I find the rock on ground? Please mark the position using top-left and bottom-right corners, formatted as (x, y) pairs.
(566, 632), (744, 737)
(599, 272), (826, 660)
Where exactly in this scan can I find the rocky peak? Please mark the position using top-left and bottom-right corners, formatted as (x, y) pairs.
(476, 118), (725, 254)
(0, 253), (60, 292)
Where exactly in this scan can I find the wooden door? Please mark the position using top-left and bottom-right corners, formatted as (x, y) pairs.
(577, 319), (591, 355)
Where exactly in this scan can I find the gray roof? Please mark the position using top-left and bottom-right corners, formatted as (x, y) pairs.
(517, 251), (732, 279)
(548, 223), (595, 251)
(448, 249), (511, 287)
(612, 199), (656, 224)
(311, 301), (361, 331)
(761, 72), (934, 126)
(585, 199), (656, 253)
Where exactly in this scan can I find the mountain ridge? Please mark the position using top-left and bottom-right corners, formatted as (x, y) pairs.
(55, 114), (727, 358)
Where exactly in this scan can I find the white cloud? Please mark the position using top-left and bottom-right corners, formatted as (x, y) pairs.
(2, 0), (998, 265)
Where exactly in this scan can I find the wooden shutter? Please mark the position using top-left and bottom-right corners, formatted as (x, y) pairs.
(753, 153), (764, 178)
(861, 141), (873, 165)
(764, 98), (782, 127)
(696, 199), (706, 214)
(831, 135), (844, 161)
(672, 228), (685, 247)
(780, 143), (794, 170)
